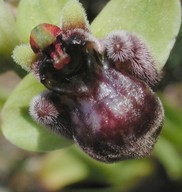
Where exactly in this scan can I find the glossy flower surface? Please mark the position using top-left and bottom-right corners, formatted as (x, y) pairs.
(13, 0), (165, 162)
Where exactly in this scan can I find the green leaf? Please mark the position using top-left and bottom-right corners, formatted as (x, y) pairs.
(1, 74), (71, 151)
(69, 146), (153, 188)
(0, 0), (18, 56)
(16, 0), (69, 43)
(155, 95), (182, 178)
(38, 146), (153, 190)
(91, 0), (181, 70)
(0, 87), (11, 109)
(154, 137), (182, 179)
(159, 95), (182, 152)
(38, 148), (88, 191)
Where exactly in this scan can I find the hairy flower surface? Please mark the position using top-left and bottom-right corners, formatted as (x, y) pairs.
(14, 0), (164, 162)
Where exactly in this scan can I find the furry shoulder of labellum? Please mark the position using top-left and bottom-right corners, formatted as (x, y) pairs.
(29, 91), (73, 139)
(104, 30), (160, 88)
(29, 94), (59, 126)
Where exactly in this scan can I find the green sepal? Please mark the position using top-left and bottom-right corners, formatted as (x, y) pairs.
(91, 0), (181, 70)
(0, 0), (18, 56)
(16, 0), (69, 43)
(1, 74), (72, 151)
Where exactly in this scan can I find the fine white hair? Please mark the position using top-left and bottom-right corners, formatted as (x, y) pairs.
(29, 95), (59, 125)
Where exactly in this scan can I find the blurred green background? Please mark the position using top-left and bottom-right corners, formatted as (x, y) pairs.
(0, 0), (182, 191)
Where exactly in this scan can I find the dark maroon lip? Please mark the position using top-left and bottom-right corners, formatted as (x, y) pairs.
(29, 23), (164, 163)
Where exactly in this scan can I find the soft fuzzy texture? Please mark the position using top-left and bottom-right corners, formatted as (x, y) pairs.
(28, 23), (164, 162)
(105, 30), (159, 87)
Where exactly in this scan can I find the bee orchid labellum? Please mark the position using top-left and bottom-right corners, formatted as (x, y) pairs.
(28, 2), (164, 163)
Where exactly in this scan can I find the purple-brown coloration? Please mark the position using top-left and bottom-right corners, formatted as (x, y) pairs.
(71, 69), (163, 162)
(30, 91), (72, 139)
(105, 31), (159, 87)
(29, 23), (164, 162)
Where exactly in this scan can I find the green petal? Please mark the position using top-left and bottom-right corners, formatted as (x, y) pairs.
(1, 74), (71, 151)
(0, 0), (18, 56)
(12, 44), (36, 71)
(16, 0), (69, 43)
(61, 0), (89, 31)
(91, 0), (181, 70)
